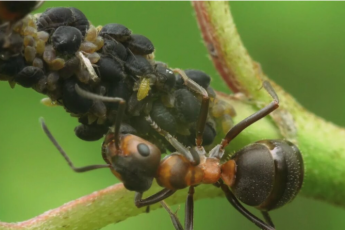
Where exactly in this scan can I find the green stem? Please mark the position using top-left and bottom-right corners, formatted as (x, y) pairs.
(192, 1), (345, 208)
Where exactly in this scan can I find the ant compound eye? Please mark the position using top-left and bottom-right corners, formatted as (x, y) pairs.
(137, 143), (150, 157)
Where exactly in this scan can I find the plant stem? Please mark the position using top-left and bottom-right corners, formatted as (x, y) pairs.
(192, 1), (345, 208)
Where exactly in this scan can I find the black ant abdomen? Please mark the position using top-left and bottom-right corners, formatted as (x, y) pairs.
(227, 139), (304, 211)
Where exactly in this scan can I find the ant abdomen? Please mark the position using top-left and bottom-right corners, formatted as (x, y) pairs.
(228, 140), (304, 211)
(102, 133), (161, 193)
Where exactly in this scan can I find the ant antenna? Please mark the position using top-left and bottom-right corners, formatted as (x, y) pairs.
(40, 118), (109, 172)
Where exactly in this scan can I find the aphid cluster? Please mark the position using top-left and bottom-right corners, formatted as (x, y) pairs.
(1, 4), (304, 230)
(0, 6), (235, 153)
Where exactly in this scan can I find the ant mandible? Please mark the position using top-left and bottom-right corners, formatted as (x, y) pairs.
(41, 70), (303, 230)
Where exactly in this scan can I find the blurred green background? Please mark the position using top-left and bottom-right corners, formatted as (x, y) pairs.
(0, 1), (345, 230)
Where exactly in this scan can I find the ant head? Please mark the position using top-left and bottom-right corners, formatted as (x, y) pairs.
(103, 131), (161, 193)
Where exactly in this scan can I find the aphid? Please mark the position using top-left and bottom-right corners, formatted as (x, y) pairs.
(176, 69), (211, 89)
(137, 77), (151, 101)
(125, 52), (154, 76)
(0, 55), (25, 81)
(154, 62), (176, 92)
(150, 101), (177, 135)
(99, 23), (132, 42)
(74, 123), (109, 141)
(37, 7), (89, 35)
(102, 37), (128, 61)
(127, 34), (154, 55)
(51, 26), (82, 55)
(62, 79), (93, 114)
(95, 56), (126, 82)
(15, 66), (45, 88)
(173, 88), (200, 123)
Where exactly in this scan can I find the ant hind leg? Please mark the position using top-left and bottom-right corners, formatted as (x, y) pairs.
(219, 182), (275, 230)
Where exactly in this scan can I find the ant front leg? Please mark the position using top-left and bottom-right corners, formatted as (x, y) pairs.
(134, 188), (176, 208)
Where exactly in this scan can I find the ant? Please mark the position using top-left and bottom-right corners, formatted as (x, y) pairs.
(41, 73), (303, 230)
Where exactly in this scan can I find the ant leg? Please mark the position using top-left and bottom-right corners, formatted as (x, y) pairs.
(40, 118), (110, 172)
(161, 201), (184, 230)
(173, 68), (209, 148)
(185, 186), (195, 230)
(220, 81), (279, 150)
(135, 189), (176, 208)
(219, 183), (275, 230)
(261, 211), (275, 228)
(145, 116), (200, 166)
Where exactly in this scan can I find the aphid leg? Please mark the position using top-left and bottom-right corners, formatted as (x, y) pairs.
(161, 201), (184, 230)
(219, 182), (275, 230)
(134, 189), (176, 208)
(40, 118), (110, 172)
(261, 211), (275, 228)
(185, 186), (195, 230)
(220, 81), (279, 150)
(74, 84), (126, 150)
(173, 68), (209, 147)
(145, 115), (200, 165)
